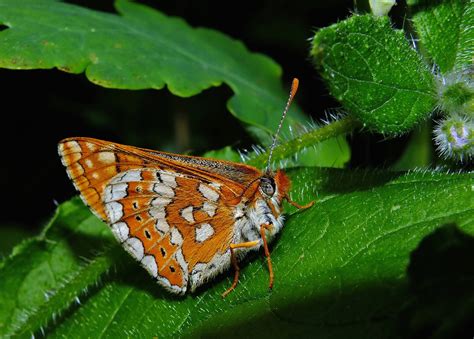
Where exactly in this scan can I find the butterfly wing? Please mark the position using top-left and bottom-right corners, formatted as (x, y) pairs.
(58, 137), (262, 294)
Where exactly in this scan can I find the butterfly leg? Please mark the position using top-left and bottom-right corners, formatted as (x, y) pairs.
(260, 223), (274, 289)
(222, 240), (260, 298)
(285, 194), (314, 210)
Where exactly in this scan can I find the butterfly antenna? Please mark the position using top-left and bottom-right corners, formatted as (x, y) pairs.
(266, 78), (299, 173)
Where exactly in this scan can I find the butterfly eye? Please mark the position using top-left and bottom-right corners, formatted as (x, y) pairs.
(260, 177), (275, 197)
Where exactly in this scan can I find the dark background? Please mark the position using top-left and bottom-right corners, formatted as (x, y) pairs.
(0, 0), (415, 237)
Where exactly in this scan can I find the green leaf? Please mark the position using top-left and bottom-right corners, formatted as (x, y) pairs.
(0, 199), (116, 336)
(310, 14), (437, 134)
(0, 225), (32, 258)
(202, 146), (242, 163)
(0, 0), (307, 140)
(411, 0), (474, 73)
(392, 121), (433, 170)
(286, 135), (350, 168)
(1, 168), (472, 338)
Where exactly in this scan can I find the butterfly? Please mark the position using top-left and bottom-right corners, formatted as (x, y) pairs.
(58, 78), (313, 297)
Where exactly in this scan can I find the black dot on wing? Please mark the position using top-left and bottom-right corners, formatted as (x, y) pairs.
(132, 201), (139, 209)
(169, 266), (175, 273)
(144, 229), (151, 239)
(136, 185), (143, 193)
(135, 215), (142, 222)
(160, 247), (166, 257)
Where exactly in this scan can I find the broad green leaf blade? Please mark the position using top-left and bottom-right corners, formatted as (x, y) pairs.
(311, 14), (437, 134)
(0, 0), (305, 140)
(411, 0), (474, 73)
(0, 199), (115, 337)
(186, 170), (474, 337)
(3, 169), (470, 337)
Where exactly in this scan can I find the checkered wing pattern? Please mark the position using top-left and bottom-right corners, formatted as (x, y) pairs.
(58, 137), (261, 294)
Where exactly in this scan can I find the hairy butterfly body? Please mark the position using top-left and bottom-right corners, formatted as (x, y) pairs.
(58, 79), (312, 296)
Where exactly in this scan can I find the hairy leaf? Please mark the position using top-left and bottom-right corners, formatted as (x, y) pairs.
(311, 15), (437, 134)
(411, 0), (474, 73)
(1, 168), (472, 338)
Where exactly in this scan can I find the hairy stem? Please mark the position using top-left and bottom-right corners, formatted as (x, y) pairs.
(247, 115), (361, 168)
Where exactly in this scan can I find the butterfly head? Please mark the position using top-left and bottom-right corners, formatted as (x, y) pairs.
(256, 170), (290, 219)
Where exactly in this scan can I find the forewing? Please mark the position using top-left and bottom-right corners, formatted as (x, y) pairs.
(58, 137), (262, 218)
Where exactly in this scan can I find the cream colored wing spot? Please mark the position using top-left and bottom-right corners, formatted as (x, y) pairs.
(181, 205), (195, 223)
(202, 201), (216, 217)
(149, 197), (172, 236)
(104, 182), (128, 202)
(63, 140), (81, 154)
(159, 172), (178, 188)
(105, 201), (124, 223)
(98, 151), (116, 165)
(153, 183), (175, 198)
(141, 255), (158, 277)
(151, 196), (172, 207)
(111, 170), (142, 184)
(111, 222), (130, 242)
(170, 227), (184, 246)
(124, 237), (144, 260)
(195, 223), (214, 242)
(155, 219), (170, 235)
(149, 206), (167, 235)
(149, 205), (166, 219)
(65, 162), (85, 179)
(85, 142), (98, 152)
(198, 183), (219, 202)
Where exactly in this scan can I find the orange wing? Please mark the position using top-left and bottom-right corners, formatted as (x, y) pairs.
(58, 137), (262, 294)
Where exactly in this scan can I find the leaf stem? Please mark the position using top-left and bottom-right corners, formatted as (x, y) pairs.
(247, 115), (361, 168)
